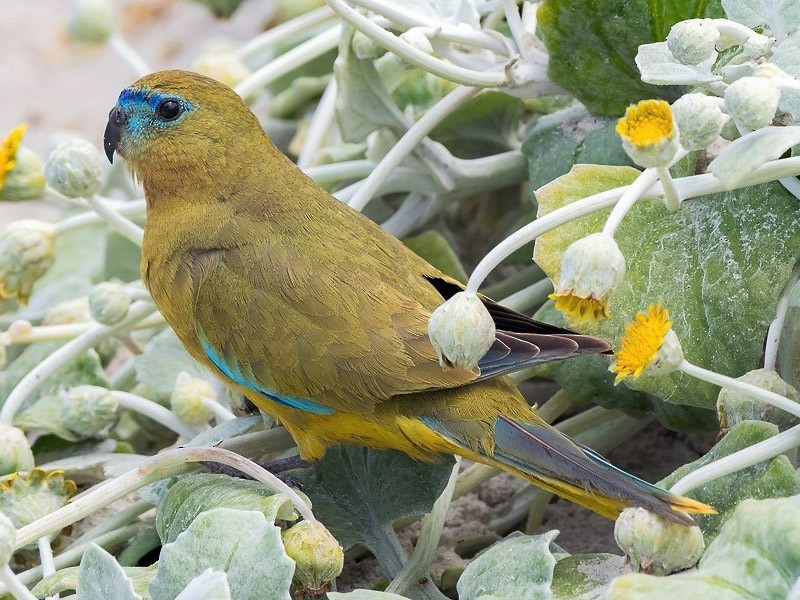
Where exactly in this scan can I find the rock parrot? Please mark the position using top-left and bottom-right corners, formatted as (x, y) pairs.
(104, 70), (713, 523)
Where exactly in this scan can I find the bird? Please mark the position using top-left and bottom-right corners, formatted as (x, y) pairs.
(103, 69), (713, 524)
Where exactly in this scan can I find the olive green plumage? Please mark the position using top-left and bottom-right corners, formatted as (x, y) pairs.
(108, 69), (713, 522)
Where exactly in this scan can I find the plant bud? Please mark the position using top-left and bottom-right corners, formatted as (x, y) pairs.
(43, 297), (90, 325)
(671, 93), (725, 151)
(0, 147), (45, 201)
(743, 32), (774, 58)
(399, 28), (434, 55)
(716, 368), (800, 431)
(352, 31), (386, 60)
(171, 372), (215, 426)
(0, 220), (55, 305)
(61, 385), (119, 438)
(45, 138), (104, 198)
(724, 76), (779, 129)
(0, 424), (34, 477)
(549, 232), (626, 321)
(0, 512), (15, 565)
(282, 521), (344, 594)
(614, 507), (704, 575)
(428, 291), (495, 370)
(89, 282), (131, 325)
(617, 99), (680, 168)
(666, 19), (719, 65)
(67, 0), (114, 44)
(192, 50), (251, 89)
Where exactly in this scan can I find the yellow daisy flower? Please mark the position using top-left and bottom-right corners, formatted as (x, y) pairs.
(616, 100), (680, 168)
(0, 124), (27, 192)
(611, 303), (683, 382)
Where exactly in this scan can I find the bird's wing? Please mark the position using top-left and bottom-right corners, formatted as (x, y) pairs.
(190, 208), (608, 414)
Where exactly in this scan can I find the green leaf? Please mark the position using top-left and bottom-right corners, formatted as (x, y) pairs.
(403, 230), (468, 283)
(531, 301), (718, 431)
(710, 126), (800, 188)
(457, 532), (558, 600)
(658, 421), (800, 541)
(156, 473), (300, 544)
(35, 563), (157, 599)
(523, 111), (634, 191)
(329, 592), (410, 600)
(534, 164), (800, 410)
(537, 0), (724, 115)
(295, 447), (454, 550)
(0, 342), (108, 416)
(551, 553), (630, 600)
(430, 91), (523, 159)
(608, 495), (800, 599)
(176, 571), (232, 600)
(148, 508), (294, 600)
(334, 28), (408, 143)
(75, 544), (141, 600)
(133, 329), (210, 401)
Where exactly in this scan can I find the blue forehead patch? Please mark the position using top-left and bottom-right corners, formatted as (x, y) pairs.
(116, 87), (197, 136)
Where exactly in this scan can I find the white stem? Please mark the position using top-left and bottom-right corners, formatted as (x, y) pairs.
(348, 86), (479, 211)
(601, 168), (659, 235)
(37, 537), (56, 583)
(0, 566), (36, 600)
(680, 359), (800, 419)
(764, 262), (800, 371)
(304, 160), (375, 185)
(14, 446), (315, 549)
(297, 78), (338, 169)
(386, 458), (460, 596)
(235, 26), (342, 98)
(53, 199), (146, 235)
(657, 165), (681, 212)
(112, 391), (200, 439)
(84, 195), (144, 246)
(0, 302), (155, 424)
(465, 153), (800, 293)
(202, 398), (237, 422)
(235, 6), (336, 59)
(499, 277), (553, 312)
(108, 36), (150, 77)
(670, 422), (800, 495)
(1, 312), (164, 346)
(501, 0), (529, 58)
(325, 0), (507, 87)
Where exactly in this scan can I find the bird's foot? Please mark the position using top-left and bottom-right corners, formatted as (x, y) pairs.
(202, 454), (314, 489)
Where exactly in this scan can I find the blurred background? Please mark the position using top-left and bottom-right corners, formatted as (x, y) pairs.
(0, 0), (275, 222)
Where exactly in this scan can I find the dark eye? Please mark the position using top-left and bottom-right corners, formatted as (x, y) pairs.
(156, 100), (182, 121)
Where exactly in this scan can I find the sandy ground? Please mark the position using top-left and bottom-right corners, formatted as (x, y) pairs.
(2, 0), (717, 591)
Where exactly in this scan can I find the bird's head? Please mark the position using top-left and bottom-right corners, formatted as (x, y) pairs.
(104, 70), (262, 185)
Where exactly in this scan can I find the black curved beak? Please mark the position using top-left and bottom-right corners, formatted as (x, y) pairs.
(104, 105), (127, 164)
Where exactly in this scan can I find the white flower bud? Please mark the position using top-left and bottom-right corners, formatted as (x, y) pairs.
(0, 220), (55, 305)
(614, 507), (704, 575)
(89, 282), (131, 325)
(0, 424), (34, 476)
(43, 297), (90, 326)
(0, 469), (77, 531)
(672, 93), (725, 150)
(45, 138), (104, 199)
(716, 368), (800, 431)
(428, 292), (496, 370)
(171, 372), (215, 426)
(192, 51), (251, 89)
(399, 28), (434, 55)
(67, 0), (114, 44)
(59, 385), (119, 438)
(743, 32), (774, 59)
(724, 77), (779, 129)
(282, 521), (344, 594)
(667, 19), (719, 66)
(352, 31), (386, 60)
(0, 512), (15, 565)
(550, 233), (626, 321)
(0, 148), (45, 201)
(644, 328), (684, 377)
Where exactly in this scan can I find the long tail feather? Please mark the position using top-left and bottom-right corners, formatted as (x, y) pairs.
(425, 415), (715, 524)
